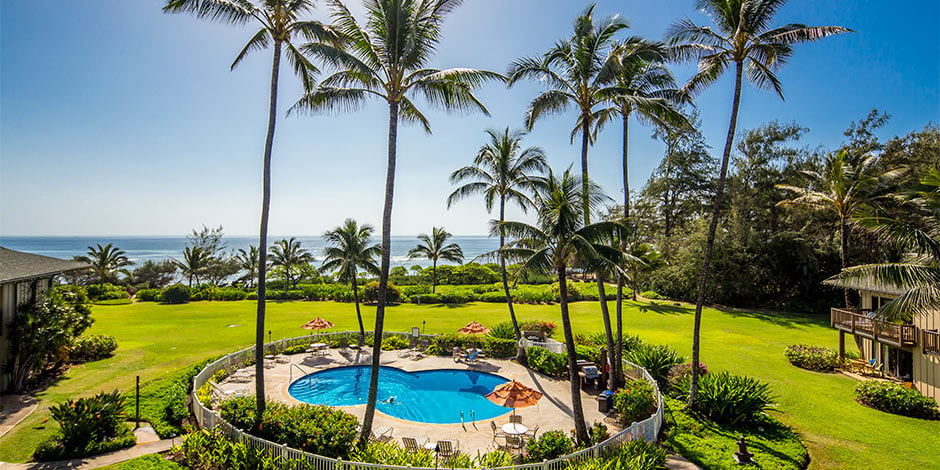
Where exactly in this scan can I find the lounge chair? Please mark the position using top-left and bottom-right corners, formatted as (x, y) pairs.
(453, 347), (465, 362)
(465, 349), (481, 364)
(436, 439), (459, 458)
(402, 436), (428, 452)
(370, 425), (393, 442)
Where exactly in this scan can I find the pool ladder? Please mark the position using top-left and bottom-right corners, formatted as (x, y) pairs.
(289, 363), (310, 383)
(459, 410), (476, 428)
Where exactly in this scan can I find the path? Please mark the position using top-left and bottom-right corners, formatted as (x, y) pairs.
(0, 395), (39, 438)
(0, 425), (180, 470)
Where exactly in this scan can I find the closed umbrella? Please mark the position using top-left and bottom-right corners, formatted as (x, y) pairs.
(301, 317), (334, 330)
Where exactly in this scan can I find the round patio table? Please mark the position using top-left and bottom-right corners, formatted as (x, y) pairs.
(502, 423), (528, 435)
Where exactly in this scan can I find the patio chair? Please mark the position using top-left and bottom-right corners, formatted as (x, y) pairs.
(437, 439), (459, 458)
(490, 421), (506, 442)
(453, 347), (465, 362)
(505, 435), (524, 450)
(465, 349), (481, 364)
(509, 414), (523, 424)
(402, 436), (428, 452)
(525, 425), (539, 440)
(370, 425), (394, 442)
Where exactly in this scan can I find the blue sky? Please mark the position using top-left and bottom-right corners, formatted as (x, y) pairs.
(1, 0), (937, 236)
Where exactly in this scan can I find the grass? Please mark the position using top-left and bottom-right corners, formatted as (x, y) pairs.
(1, 298), (938, 468)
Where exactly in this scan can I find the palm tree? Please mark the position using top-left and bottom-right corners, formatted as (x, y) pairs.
(778, 150), (906, 307)
(447, 127), (546, 353)
(77, 243), (130, 286)
(322, 219), (381, 345)
(498, 167), (622, 445)
(269, 238), (314, 292)
(174, 246), (210, 287)
(826, 167), (940, 320)
(668, 0), (850, 407)
(235, 245), (260, 289)
(408, 227), (464, 292)
(289, 0), (501, 444)
(507, 4), (627, 390)
(624, 242), (665, 301)
(163, 0), (338, 419)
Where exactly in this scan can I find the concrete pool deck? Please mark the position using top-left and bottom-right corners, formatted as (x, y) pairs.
(216, 347), (621, 456)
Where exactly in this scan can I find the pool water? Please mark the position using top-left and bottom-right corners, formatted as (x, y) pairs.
(288, 366), (512, 424)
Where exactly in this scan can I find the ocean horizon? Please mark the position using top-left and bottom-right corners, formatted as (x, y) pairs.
(0, 235), (500, 268)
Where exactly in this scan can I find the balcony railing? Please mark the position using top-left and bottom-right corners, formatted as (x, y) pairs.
(831, 308), (917, 347)
(924, 330), (940, 355)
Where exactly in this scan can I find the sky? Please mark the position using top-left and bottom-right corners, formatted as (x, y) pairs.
(1, 0), (937, 237)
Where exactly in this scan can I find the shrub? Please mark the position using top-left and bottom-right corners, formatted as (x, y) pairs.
(570, 440), (667, 470)
(520, 320), (557, 336)
(381, 335), (410, 350)
(214, 287), (249, 301)
(426, 333), (482, 356)
(112, 454), (182, 469)
(35, 390), (135, 460)
(130, 359), (212, 438)
(666, 363), (708, 397)
(626, 343), (684, 388)
(588, 421), (609, 444)
(360, 281), (401, 304)
(136, 288), (162, 302)
(479, 291), (507, 302)
(247, 291), (258, 300)
(86, 283), (130, 301)
(574, 344), (600, 364)
(687, 371), (775, 424)
(614, 379), (657, 425)
(439, 291), (474, 304)
(854, 380), (940, 419)
(221, 398), (359, 458)
(350, 439), (436, 467)
(174, 428), (303, 470)
(526, 346), (567, 377)
(70, 334), (118, 362)
(640, 290), (665, 300)
(483, 337), (516, 358)
(784, 344), (839, 371)
(524, 430), (573, 462)
(283, 344), (307, 355)
(487, 321), (517, 340)
(411, 292), (443, 304)
(162, 284), (191, 304)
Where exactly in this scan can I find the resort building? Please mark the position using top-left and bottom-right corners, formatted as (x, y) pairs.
(831, 285), (940, 405)
(0, 247), (89, 392)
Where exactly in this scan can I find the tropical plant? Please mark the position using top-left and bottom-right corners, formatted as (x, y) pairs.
(289, 0), (501, 444)
(667, 0), (850, 407)
(174, 246), (210, 287)
(497, 167), (623, 444)
(407, 227), (463, 292)
(613, 379), (657, 426)
(624, 242), (666, 302)
(76, 243), (130, 285)
(447, 127), (546, 359)
(854, 380), (940, 419)
(235, 245), (260, 289)
(778, 149), (906, 307)
(163, 0), (339, 420)
(825, 166), (940, 320)
(322, 219), (381, 344)
(680, 371), (775, 425)
(269, 237), (314, 292)
(130, 260), (178, 289)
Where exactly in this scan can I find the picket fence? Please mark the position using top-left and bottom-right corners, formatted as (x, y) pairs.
(191, 331), (664, 470)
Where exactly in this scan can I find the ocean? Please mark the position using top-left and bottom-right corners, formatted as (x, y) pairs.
(0, 236), (500, 268)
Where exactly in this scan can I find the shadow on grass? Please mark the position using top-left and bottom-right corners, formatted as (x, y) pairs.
(430, 303), (468, 309)
(637, 300), (831, 330)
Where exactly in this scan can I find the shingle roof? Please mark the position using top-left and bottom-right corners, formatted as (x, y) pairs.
(0, 246), (90, 284)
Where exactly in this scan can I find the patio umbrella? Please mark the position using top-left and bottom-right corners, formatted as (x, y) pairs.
(301, 317), (334, 330)
(486, 380), (542, 416)
(458, 321), (490, 335)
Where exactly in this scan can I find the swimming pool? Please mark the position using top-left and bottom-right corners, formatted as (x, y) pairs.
(288, 366), (512, 424)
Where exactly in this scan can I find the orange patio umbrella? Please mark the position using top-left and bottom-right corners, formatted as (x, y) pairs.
(458, 321), (490, 335)
(486, 380), (543, 415)
(301, 317), (334, 330)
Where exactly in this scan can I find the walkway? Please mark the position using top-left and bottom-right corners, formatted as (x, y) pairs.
(0, 395), (39, 438)
(0, 425), (180, 470)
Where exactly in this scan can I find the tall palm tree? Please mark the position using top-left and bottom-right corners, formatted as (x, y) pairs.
(778, 150), (906, 307)
(174, 246), (210, 287)
(447, 127), (546, 354)
(322, 219), (381, 345)
(269, 237), (314, 291)
(498, 167), (622, 445)
(507, 4), (627, 388)
(289, 0), (501, 444)
(235, 245), (260, 289)
(77, 243), (130, 286)
(668, 0), (850, 407)
(826, 167), (940, 320)
(408, 227), (464, 292)
(163, 0), (338, 418)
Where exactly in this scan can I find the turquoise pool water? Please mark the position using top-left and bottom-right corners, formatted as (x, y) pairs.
(287, 366), (512, 424)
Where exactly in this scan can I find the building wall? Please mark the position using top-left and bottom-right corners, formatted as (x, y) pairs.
(1, 277), (52, 392)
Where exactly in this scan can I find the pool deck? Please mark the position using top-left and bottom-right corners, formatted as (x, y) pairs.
(217, 347), (620, 456)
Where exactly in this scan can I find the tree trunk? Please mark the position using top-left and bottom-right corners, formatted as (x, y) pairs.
(360, 99), (399, 446)
(688, 60), (742, 409)
(622, 108), (631, 220)
(431, 260), (437, 293)
(580, 116), (591, 226)
(353, 275), (365, 346)
(500, 197), (524, 362)
(254, 40), (281, 420)
(614, 275), (624, 387)
(597, 277), (616, 391)
(840, 216), (853, 308)
(558, 266), (589, 445)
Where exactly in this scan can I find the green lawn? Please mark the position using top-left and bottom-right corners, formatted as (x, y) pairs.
(2, 298), (938, 468)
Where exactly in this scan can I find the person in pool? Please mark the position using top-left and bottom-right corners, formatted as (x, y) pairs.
(383, 396), (396, 404)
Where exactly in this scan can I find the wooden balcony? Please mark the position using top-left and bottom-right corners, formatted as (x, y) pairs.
(924, 329), (940, 355)
(831, 308), (917, 347)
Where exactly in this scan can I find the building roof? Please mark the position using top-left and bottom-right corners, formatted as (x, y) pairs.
(0, 247), (90, 284)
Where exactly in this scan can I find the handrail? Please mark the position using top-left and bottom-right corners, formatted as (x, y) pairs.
(289, 363), (310, 383)
(191, 331), (664, 470)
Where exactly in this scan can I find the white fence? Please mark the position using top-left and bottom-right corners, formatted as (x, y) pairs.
(191, 331), (664, 470)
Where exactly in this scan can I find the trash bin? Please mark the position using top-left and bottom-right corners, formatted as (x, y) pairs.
(598, 390), (614, 412)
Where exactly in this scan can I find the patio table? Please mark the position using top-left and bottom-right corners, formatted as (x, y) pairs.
(502, 423), (528, 435)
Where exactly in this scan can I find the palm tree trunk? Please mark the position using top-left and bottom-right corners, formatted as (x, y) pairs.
(580, 116), (591, 226)
(499, 197), (524, 361)
(622, 108), (630, 220)
(254, 40), (281, 420)
(360, 99), (399, 446)
(688, 60), (742, 409)
(614, 275), (623, 386)
(840, 216), (853, 308)
(353, 276), (365, 346)
(432, 260), (437, 293)
(597, 277), (615, 391)
(558, 266), (588, 445)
